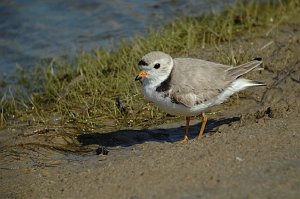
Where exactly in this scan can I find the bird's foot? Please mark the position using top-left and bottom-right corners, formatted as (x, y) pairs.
(197, 135), (203, 141)
(179, 135), (189, 143)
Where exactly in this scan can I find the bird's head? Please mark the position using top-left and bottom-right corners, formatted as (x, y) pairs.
(135, 51), (173, 84)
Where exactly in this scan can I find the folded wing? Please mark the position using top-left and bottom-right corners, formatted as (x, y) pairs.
(170, 58), (262, 107)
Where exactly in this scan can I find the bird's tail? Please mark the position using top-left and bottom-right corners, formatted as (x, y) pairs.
(226, 58), (263, 80)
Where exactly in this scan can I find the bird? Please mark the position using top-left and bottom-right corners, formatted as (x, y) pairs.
(135, 51), (265, 141)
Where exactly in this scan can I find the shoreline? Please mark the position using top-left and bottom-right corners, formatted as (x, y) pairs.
(1, 1), (298, 131)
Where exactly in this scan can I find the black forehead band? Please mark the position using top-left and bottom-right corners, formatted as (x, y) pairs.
(138, 60), (148, 66)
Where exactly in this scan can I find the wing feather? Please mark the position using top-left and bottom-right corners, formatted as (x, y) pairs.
(169, 58), (231, 107)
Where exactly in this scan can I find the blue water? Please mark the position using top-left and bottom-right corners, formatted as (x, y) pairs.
(0, 0), (254, 77)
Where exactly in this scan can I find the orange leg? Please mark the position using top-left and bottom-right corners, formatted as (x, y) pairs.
(198, 113), (208, 141)
(181, 116), (190, 142)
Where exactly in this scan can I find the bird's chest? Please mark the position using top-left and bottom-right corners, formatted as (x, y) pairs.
(142, 85), (169, 106)
(142, 84), (188, 115)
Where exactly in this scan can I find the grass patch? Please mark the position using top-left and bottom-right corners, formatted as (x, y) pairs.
(1, 0), (299, 131)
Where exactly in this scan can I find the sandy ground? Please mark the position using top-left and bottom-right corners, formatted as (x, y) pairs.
(1, 22), (300, 199)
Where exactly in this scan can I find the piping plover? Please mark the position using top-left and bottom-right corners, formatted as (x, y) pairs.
(135, 51), (264, 141)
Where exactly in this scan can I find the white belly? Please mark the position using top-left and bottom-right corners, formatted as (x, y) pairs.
(142, 85), (210, 116)
(141, 78), (258, 116)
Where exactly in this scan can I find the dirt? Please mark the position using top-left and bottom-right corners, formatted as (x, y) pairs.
(1, 22), (300, 199)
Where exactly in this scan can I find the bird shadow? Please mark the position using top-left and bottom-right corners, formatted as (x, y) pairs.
(77, 116), (240, 148)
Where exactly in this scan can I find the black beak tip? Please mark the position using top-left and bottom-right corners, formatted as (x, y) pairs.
(135, 75), (142, 81)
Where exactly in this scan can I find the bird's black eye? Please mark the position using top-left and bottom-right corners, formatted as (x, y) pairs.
(154, 63), (160, 69)
(138, 60), (148, 66)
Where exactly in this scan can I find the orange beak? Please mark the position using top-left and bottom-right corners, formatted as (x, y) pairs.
(135, 70), (147, 81)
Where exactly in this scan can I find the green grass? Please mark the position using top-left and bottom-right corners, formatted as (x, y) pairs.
(1, 0), (299, 131)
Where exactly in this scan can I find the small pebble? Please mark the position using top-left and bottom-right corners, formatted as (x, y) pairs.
(96, 146), (109, 155)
